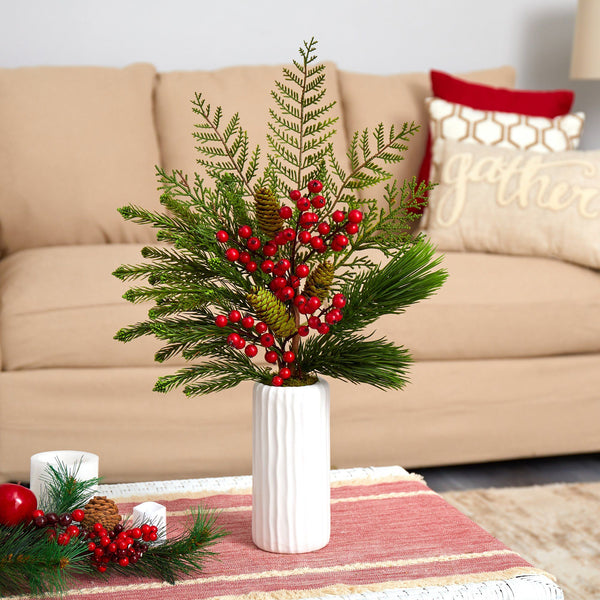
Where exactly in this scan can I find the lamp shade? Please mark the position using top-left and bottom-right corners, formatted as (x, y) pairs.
(571, 0), (600, 79)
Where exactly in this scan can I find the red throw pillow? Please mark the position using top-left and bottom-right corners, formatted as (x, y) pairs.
(414, 70), (575, 215)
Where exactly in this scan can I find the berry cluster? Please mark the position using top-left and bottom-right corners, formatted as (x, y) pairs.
(32, 508), (85, 546)
(30, 508), (156, 572)
(86, 522), (155, 572)
(214, 179), (361, 386)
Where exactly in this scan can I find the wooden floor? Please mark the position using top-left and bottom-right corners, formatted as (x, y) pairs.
(416, 452), (600, 493)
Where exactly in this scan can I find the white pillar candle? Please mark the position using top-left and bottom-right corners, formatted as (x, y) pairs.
(133, 501), (167, 544)
(30, 450), (99, 503)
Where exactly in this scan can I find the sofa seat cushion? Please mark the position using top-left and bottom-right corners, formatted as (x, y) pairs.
(375, 251), (600, 360)
(0, 64), (162, 254)
(0, 245), (190, 370)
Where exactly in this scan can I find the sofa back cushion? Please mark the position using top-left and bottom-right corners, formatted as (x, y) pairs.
(155, 63), (350, 190)
(0, 64), (161, 254)
(337, 66), (516, 209)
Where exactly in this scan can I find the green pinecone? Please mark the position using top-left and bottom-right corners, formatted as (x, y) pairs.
(304, 261), (334, 300)
(247, 288), (296, 338)
(254, 187), (283, 240)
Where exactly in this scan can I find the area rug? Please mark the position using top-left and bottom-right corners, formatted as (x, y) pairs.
(443, 481), (600, 600)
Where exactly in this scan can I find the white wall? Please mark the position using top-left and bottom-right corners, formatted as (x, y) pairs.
(2, 0), (599, 147)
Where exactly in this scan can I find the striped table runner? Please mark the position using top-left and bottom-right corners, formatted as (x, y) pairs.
(40, 468), (559, 600)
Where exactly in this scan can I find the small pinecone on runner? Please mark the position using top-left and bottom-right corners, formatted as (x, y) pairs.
(81, 496), (122, 532)
(254, 187), (283, 239)
(304, 261), (334, 300)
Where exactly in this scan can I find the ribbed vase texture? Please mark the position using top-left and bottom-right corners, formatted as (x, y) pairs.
(252, 378), (330, 553)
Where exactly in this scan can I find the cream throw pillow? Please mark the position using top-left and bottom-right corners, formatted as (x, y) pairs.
(424, 140), (600, 269)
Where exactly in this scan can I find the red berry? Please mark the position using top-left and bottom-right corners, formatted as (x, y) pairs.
(345, 222), (358, 235)
(263, 243), (278, 257)
(241, 316), (254, 329)
(308, 179), (323, 194)
(308, 316), (321, 329)
(216, 230), (229, 243)
(283, 227), (296, 241)
(310, 236), (324, 250)
(66, 525), (80, 537)
(272, 276), (286, 290)
(225, 248), (239, 262)
(93, 523), (104, 532)
(57, 533), (70, 546)
(215, 315), (228, 328)
(245, 344), (258, 358)
(318, 323), (330, 335)
(289, 275), (301, 289)
(348, 209), (363, 223)
(332, 210), (345, 223)
(298, 326), (310, 337)
(108, 542), (117, 553)
(100, 535), (111, 547)
(256, 322), (268, 334)
(289, 189), (302, 201)
(97, 565), (107, 573)
(274, 232), (288, 245)
(238, 251), (251, 264)
(246, 261), (258, 273)
(318, 222), (331, 236)
(131, 528), (142, 539)
(279, 205), (293, 219)
(279, 286), (294, 301)
(296, 197), (311, 211)
(247, 237), (261, 251)
(119, 557), (130, 567)
(229, 310), (241, 323)
(283, 351), (295, 363)
(334, 234), (349, 248)
(332, 309), (343, 322)
(312, 195), (326, 208)
(332, 293), (346, 308)
(325, 311), (337, 324)
(298, 231), (311, 244)
(295, 264), (309, 278)
(265, 350), (278, 363)
(275, 259), (291, 273)
(32, 509), (44, 519)
(234, 337), (246, 350)
(279, 367), (291, 379)
(227, 333), (241, 347)
(117, 539), (128, 550)
(261, 260), (275, 274)
(141, 524), (151, 535)
(272, 376), (283, 387)
(260, 333), (275, 347)
(294, 295), (307, 308)
(88, 542), (97, 551)
(307, 296), (321, 312)
(238, 225), (252, 238)
(149, 526), (158, 535)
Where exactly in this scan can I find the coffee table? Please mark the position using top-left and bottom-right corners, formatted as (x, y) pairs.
(97, 466), (563, 600)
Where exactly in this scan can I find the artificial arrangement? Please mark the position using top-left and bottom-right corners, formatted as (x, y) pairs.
(113, 38), (447, 394)
(0, 464), (226, 597)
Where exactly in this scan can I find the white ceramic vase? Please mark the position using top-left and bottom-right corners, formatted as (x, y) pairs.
(252, 377), (330, 553)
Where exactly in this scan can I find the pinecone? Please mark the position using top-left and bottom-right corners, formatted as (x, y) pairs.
(304, 261), (334, 300)
(254, 187), (283, 239)
(247, 288), (297, 337)
(81, 496), (122, 532)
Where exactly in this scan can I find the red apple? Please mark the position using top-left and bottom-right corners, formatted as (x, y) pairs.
(0, 483), (37, 526)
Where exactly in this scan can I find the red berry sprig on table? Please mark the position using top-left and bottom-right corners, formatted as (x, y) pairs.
(213, 180), (359, 385)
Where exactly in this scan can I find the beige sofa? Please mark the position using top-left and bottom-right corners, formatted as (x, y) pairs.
(1, 63), (598, 484)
